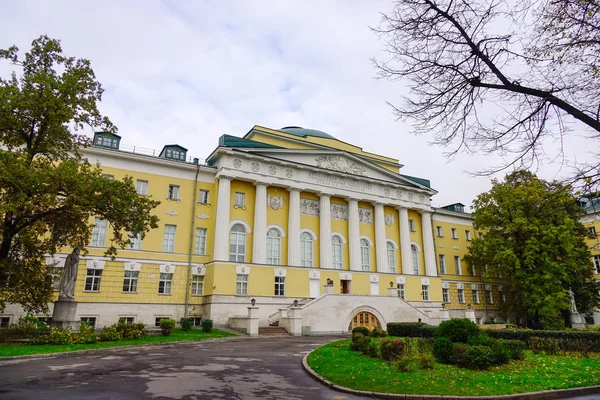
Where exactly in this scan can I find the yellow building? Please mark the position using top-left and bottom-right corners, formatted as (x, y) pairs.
(4, 125), (595, 332)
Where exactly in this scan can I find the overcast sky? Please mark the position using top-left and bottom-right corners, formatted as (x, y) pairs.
(1, 0), (593, 209)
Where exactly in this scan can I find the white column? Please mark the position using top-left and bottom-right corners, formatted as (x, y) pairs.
(213, 175), (232, 261)
(398, 207), (413, 275)
(420, 210), (438, 276)
(374, 203), (387, 273)
(348, 198), (361, 271)
(288, 188), (301, 266)
(319, 193), (332, 269)
(252, 182), (268, 264)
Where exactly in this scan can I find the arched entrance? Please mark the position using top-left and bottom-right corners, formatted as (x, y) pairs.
(348, 311), (381, 331)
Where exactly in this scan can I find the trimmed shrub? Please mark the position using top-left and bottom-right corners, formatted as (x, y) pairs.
(435, 318), (480, 343)
(114, 320), (146, 340)
(180, 318), (193, 332)
(530, 337), (561, 355)
(402, 337), (434, 356)
(485, 329), (600, 352)
(502, 339), (526, 360)
(419, 354), (437, 369)
(159, 318), (176, 336)
(395, 354), (436, 372)
(371, 328), (388, 338)
(40, 327), (73, 345)
(380, 338), (405, 362)
(350, 333), (371, 354)
(75, 322), (97, 344)
(201, 319), (213, 333)
(433, 337), (454, 364)
(367, 340), (380, 358)
(352, 326), (370, 336)
(488, 340), (510, 365)
(387, 322), (435, 338)
(99, 326), (121, 342)
(453, 344), (496, 370)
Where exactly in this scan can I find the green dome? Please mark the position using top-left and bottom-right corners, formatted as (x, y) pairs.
(279, 126), (336, 140)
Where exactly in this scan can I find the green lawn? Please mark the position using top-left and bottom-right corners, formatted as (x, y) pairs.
(0, 328), (236, 358)
(307, 339), (600, 396)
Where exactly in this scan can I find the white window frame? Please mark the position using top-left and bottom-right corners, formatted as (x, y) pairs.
(594, 255), (600, 274)
(129, 232), (142, 250)
(158, 273), (173, 294)
(470, 264), (476, 276)
(439, 254), (446, 274)
(451, 228), (458, 239)
(332, 235), (343, 270)
(589, 226), (597, 237)
(234, 192), (246, 208)
(360, 238), (370, 271)
(163, 225), (176, 253)
(195, 228), (207, 255)
(0, 316), (11, 328)
(123, 270), (138, 293)
(466, 230), (472, 241)
(136, 180), (148, 196)
(274, 276), (285, 296)
(236, 274), (248, 295)
(458, 288), (465, 303)
(91, 218), (107, 247)
(442, 288), (449, 303)
(300, 231), (314, 267)
(230, 224), (246, 262)
(84, 269), (102, 291)
(411, 244), (419, 275)
(155, 317), (171, 327)
(408, 219), (416, 232)
(472, 288), (480, 304)
(486, 289), (493, 304)
(80, 317), (96, 328)
(168, 184), (180, 200)
(266, 228), (282, 265)
(436, 226), (443, 237)
(387, 241), (396, 273)
(191, 275), (204, 296)
(422, 285), (430, 301)
(397, 284), (405, 300)
(454, 256), (462, 275)
(198, 189), (210, 204)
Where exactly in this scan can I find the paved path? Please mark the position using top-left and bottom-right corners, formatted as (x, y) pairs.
(0, 336), (597, 400)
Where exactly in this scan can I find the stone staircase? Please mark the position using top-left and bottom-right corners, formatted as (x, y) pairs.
(258, 326), (289, 336)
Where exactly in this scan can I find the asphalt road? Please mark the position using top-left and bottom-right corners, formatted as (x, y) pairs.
(0, 335), (598, 400)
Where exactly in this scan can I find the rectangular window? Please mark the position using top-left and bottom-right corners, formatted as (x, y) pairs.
(155, 317), (171, 327)
(236, 274), (248, 295)
(472, 288), (480, 304)
(190, 317), (202, 327)
(0, 317), (10, 328)
(195, 228), (207, 255)
(91, 218), (107, 247)
(129, 233), (142, 250)
(158, 273), (173, 294)
(466, 230), (472, 241)
(136, 180), (148, 195)
(594, 255), (600, 274)
(438, 254), (446, 274)
(274, 276), (285, 296)
(80, 317), (96, 328)
(198, 189), (210, 204)
(168, 184), (180, 200)
(454, 256), (462, 275)
(486, 289), (493, 304)
(458, 288), (465, 303)
(234, 192), (245, 207)
(191, 275), (204, 296)
(102, 174), (114, 180)
(163, 225), (176, 253)
(589, 226), (597, 237)
(436, 226), (443, 237)
(408, 219), (415, 232)
(51, 267), (62, 291)
(119, 317), (135, 324)
(451, 228), (458, 239)
(442, 288), (449, 303)
(422, 285), (430, 301)
(397, 284), (405, 300)
(122, 270), (138, 292)
(84, 269), (102, 291)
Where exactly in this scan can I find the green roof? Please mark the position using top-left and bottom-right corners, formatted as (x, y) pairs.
(219, 135), (283, 149)
(401, 174), (431, 188)
(278, 126), (336, 140)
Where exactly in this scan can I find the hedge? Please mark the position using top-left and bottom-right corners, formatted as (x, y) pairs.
(485, 329), (600, 353)
(387, 322), (435, 338)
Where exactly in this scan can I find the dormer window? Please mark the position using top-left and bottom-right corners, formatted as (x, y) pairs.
(93, 132), (121, 150)
(160, 145), (188, 162)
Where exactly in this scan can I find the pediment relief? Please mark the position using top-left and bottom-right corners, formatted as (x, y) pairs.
(315, 156), (366, 176)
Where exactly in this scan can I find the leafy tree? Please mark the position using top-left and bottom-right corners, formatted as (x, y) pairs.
(374, 0), (600, 186)
(464, 170), (597, 329)
(0, 36), (160, 313)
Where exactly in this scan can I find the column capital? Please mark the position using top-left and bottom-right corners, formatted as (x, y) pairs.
(287, 187), (302, 193)
(318, 192), (331, 198)
(374, 202), (386, 207)
(418, 209), (433, 216)
(396, 205), (409, 211)
(254, 181), (269, 187)
(345, 196), (359, 203)
(217, 174), (234, 181)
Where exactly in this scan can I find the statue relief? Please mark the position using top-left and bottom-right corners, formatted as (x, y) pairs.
(315, 156), (367, 176)
(268, 193), (285, 210)
(58, 247), (80, 300)
(330, 203), (348, 220)
(358, 208), (373, 224)
(300, 198), (320, 216)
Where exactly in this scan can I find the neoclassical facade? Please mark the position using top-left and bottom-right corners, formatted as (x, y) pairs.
(4, 125), (596, 332)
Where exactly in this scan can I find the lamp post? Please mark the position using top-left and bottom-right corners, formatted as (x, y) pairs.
(293, 299), (299, 307)
(251, 298), (256, 307)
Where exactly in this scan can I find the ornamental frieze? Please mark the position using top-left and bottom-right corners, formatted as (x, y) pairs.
(358, 207), (372, 224)
(315, 156), (366, 176)
(300, 198), (320, 216)
(331, 203), (348, 220)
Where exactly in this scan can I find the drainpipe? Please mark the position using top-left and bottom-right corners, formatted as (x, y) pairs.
(184, 164), (200, 318)
(480, 271), (489, 322)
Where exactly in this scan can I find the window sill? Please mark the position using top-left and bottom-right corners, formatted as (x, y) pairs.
(191, 294), (204, 297)
(158, 293), (172, 296)
(452, 237), (459, 240)
(234, 205), (246, 209)
(437, 235), (444, 238)
(122, 291), (138, 294)
(198, 202), (211, 206)
(166, 198), (181, 202)
(235, 294), (249, 297)
(83, 290), (101, 293)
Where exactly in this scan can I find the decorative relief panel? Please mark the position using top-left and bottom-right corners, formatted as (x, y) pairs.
(358, 207), (372, 224)
(300, 198), (320, 216)
(268, 165), (277, 175)
(384, 214), (394, 226)
(165, 210), (178, 216)
(384, 188), (391, 197)
(331, 203), (348, 220)
(233, 158), (242, 169)
(196, 214), (209, 219)
(308, 172), (372, 193)
(285, 168), (294, 178)
(396, 276), (406, 284)
(396, 190), (403, 199)
(268, 193), (285, 210)
(251, 162), (260, 172)
(315, 156), (366, 176)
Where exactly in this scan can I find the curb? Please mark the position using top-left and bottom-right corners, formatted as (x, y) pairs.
(301, 349), (600, 400)
(0, 334), (245, 361)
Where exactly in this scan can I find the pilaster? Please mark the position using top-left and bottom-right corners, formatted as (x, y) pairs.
(287, 188), (301, 267)
(374, 203), (387, 273)
(319, 193), (332, 269)
(213, 175), (232, 261)
(347, 198), (361, 271)
(398, 207), (413, 275)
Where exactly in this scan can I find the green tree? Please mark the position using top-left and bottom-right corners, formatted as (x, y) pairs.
(464, 170), (597, 329)
(0, 36), (160, 313)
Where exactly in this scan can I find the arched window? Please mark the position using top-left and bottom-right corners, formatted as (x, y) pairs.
(411, 244), (419, 275)
(300, 232), (313, 267)
(360, 239), (370, 271)
(332, 235), (343, 269)
(266, 228), (281, 265)
(229, 224), (246, 262)
(387, 241), (396, 273)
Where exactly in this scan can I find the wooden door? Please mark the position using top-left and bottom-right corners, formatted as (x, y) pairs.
(348, 311), (381, 331)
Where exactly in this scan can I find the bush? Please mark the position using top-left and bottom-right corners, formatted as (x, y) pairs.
(485, 329), (600, 352)
(433, 337), (454, 364)
(402, 337), (434, 356)
(113, 320), (146, 340)
(41, 327), (73, 345)
(367, 340), (380, 358)
(530, 337), (561, 355)
(180, 318), (193, 332)
(201, 319), (213, 333)
(395, 354), (436, 372)
(74, 322), (97, 344)
(350, 333), (371, 354)
(435, 318), (480, 343)
(453, 344), (496, 370)
(387, 322), (435, 338)
(371, 328), (388, 338)
(380, 338), (405, 362)
(159, 318), (176, 336)
(502, 339), (526, 360)
(488, 340), (510, 365)
(99, 326), (121, 342)
(352, 326), (370, 336)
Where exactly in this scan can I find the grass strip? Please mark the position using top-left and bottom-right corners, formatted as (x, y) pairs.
(0, 328), (237, 358)
(307, 339), (600, 396)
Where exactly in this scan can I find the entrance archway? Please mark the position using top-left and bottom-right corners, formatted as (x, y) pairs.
(348, 311), (381, 331)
